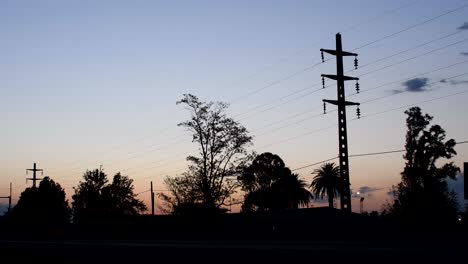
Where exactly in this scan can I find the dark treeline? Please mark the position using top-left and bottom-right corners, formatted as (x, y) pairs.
(0, 94), (466, 241)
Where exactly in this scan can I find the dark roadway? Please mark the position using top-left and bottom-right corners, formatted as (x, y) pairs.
(0, 239), (464, 263)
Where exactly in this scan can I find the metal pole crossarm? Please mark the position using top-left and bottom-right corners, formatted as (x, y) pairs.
(26, 163), (44, 188)
(323, 99), (360, 106)
(322, 74), (359, 81)
(320, 48), (357, 57)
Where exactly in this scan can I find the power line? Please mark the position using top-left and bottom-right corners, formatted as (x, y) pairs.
(253, 70), (468, 138)
(347, 30), (465, 72)
(356, 37), (468, 78)
(291, 157), (339, 172)
(351, 2), (468, 51)
(348, 59), (468, 97)
(229, 61), (325, 103)
(257, 88), (468, 154)
(292, 140), (468, 171)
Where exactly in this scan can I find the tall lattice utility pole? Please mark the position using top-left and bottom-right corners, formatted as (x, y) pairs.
(321, 33), (361, 213)
(0, 183), (12, 213)
(26, 162), (43, 188)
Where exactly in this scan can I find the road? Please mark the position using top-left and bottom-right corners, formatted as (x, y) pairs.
(0, 239), (464, 263)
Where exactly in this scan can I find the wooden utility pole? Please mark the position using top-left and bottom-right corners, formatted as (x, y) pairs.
(26, 163), (43, 188)
(321, 33), (361, 213)
(150, 181), (155, 216)
(0, 183), (12, 213)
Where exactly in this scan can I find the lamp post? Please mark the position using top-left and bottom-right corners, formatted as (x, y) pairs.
(360, 197), (365, 214)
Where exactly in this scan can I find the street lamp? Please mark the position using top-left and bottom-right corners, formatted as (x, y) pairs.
(360, 197), (365, 214)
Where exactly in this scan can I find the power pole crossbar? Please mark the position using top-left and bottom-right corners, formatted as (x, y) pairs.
(26, 162), (43, 188)
(321, 33), (361, 213)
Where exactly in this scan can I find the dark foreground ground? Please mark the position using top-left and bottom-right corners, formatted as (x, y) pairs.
(0, 239), (465, 263)
(2, 209), (466, 263)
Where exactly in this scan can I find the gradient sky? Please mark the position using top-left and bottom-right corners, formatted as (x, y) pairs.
(2, 0), (467, 214)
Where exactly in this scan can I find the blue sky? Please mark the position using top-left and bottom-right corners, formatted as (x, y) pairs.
(1, 0), (468, 213)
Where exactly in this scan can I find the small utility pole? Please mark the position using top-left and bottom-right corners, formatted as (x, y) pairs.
(321, 33), (361, 213)
(150, 181), (155, 216)
(0, 182), (12, 213)
(26, 162), (43, 188)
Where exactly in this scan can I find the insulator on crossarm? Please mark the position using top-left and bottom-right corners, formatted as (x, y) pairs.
(354, 56), (358, 69)
(323, 102), (326, 114)
(355, 81), (360, 93)
(321, 50), (324, 62)
(356, 106), (361, 119)
(322, 76), (325, 89)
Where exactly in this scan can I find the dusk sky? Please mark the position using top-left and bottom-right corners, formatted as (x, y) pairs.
(2, 0), (467, 214)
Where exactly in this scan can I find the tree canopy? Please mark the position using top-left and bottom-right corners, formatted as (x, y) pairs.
(389, 107), (459, 223)
(72, 169), (146, 222)
(239, 152), (311, 212)
(161, 94), (253, 214)
(12, 177), (70, 225)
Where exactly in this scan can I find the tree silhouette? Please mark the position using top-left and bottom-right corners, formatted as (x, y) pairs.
(12, 177), (70, 225)
(161, 94), (252, 213)
(72, 169), (146, 222)
(310, 162), (341, 208)
(277, 171), (311, 209)
(239, 152), (311, 211)
(103, 173), (147, 216)
(389, 107), (459, 223)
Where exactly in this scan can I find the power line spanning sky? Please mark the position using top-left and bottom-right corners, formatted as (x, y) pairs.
(1, 0), (467, 213)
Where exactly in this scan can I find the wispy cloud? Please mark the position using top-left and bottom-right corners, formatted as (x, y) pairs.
(388, 89), (404, 95)
(358, 186), (382, 194)
(440, 78), (468, 85)
(388, 77), (431, 94)
(402, 77), (430, 92)
(352, 186), (383, 198)
(457, 22), (468, 30)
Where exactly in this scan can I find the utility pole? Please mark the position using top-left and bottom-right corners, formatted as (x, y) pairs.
(0, 182), (12, 213)
(26, 162), (43, 188)
(150, 181), (155, 216)
(321, 33), (361, 213)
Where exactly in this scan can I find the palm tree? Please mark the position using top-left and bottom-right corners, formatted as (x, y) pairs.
(276, 172), (312, 209)
(310, 163), (341, 208)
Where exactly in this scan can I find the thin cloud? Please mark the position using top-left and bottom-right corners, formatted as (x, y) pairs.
(358, 186), (382, 194)
(460, 52), (468, 56)
(352, 186), (383, 198)
(450, 80), (468, 85)
(403, 77), (430, 92)
(388, 89), (404, 95)
(440, 78), (468, 85)
(457, 22), (468, 30)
